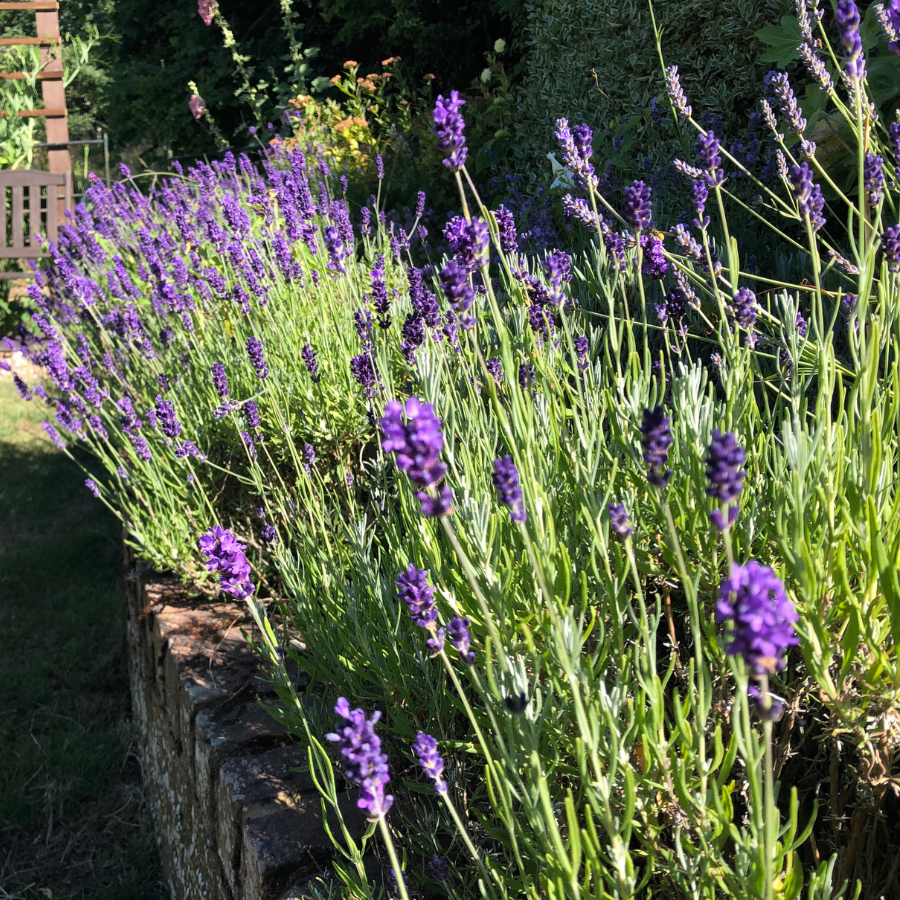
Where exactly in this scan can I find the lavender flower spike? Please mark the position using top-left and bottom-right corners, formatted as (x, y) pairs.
(448, 615), (476, 664)
(395, 565), (438, 629)
(432, 91), (467, 171)
(246, 336), (269, 378)
(198, 525), (255, 599)
(664, 65), (692, 119)
(705, 430), (747, 530)
(640, 405), (673, 488)
(326, 699), (393, 819)
(715, 561), (798, 674)
(492, 455), (527, 523)
(412, 732), (448, 794)
(836, 1), (866, 84)
(624, 180), (653, 231)
(301, 342), (321, 383)
(608, 502), (633, 538)
(788, 163), (825, 232)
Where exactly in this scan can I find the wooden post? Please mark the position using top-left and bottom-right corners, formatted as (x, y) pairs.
(34, 2), (71, 218)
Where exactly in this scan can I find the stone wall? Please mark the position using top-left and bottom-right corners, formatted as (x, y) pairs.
(123, 552), (364, 899)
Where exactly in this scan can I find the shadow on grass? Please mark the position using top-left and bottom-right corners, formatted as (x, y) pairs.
(0, 383), (167, 900)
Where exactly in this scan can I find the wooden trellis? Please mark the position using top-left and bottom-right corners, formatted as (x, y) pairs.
(1, 0), (72, 276)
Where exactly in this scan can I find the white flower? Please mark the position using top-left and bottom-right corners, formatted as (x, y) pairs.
(494, 38), (506, 53)
(480, 68), (492, 84)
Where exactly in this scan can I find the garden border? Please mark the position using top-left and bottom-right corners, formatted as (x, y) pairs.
(122, 545), (366, 900)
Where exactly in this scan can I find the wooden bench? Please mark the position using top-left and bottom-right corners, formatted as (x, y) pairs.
(0, 169), (72, 278)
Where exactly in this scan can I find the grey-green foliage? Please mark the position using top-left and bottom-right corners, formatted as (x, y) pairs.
(514, 0), (793, 172)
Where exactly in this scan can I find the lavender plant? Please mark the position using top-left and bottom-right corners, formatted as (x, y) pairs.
(11, 2), (900, 895)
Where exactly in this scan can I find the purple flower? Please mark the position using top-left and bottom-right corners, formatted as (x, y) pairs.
(13, 374), (31, 401)
(426, 627), (445, 655)
(396, 565), (438, 629)
(428, 855), (450, 883)
(381, 396), (447, 490)
(765, 72), (806, 135)
(518, 361), (535, 391)
(715, 561), (798, 674)
(495, 205), (517, 253)
(400, 313), (426, 365)
(554, 118), (596, 191)
(412, 732), (448, 794)
(326, 699), (393, 820)
(375, 154), (384, 180)
(244, 399), (261, 431)
(175, 440), (205, 460)
(440, 258), (475, 322)
(664, 66), (692, 119)
(246, 336), (269, 378)
(418, 485), (454, 518)
(323, 225), (347, 274)
(623, 180), (652, 231)
(563, 194), (599, 231)
(574, 336), (589, 370)
(350, 353), (379, 397)
(696, 131), (725, 187)
(43, 420), (66, 450)
(706, 430), (747, 530)
(486, 357), (504, 382)
(882, 224), (900, 272)
(444, 216), (489, 273)
(301, 342), (321, 383)
(198, 525), (255, 599)
(155, 395), (182, 440)
(211, 362), (229, 398)
(85, 478), (101, 498)
(432, 91), (468, 171)
(369, 255), (391, 328)
(730, 287), (759, 330)
(608, 502), (633, 538)
(241, 430), (257, 459)
(415, 191), (426, 218)
(492, 455), (527, 523)
(261, 521), (278, 544)
(864, 152), (884, 206)
(640, 405), (673, 488)
(747, 684), (786, 722)
(640, 233), (669, 280)
(836, 1), (865, 83)
(447, 615), (475, 664)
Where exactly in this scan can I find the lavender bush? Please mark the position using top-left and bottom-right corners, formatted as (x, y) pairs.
(9, 1), (900, 895)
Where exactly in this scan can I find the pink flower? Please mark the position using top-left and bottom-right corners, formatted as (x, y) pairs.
(198, 0), (215, 26)
(189, 94), (206, 120)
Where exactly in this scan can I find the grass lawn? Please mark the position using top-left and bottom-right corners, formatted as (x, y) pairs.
(0, 379), (167, 900)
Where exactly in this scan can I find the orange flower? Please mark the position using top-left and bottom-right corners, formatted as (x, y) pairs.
(357, 77), (377, 92)
(343, 60), (358, 69)
(329, 74), (341, 85)
(424, 73), (435, 81)
(381, 56), (401, 66)
(381, 72), (392, 79)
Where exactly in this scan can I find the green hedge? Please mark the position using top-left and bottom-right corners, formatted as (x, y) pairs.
(515, 0), (794, 172)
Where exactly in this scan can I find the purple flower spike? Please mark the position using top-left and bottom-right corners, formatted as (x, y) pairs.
(640, 405), (673, 488)
(246, 336), (269, 378)
(495, 205), (517, 253)
(198, 525), (255, 600)
(432, 92), (468, 171)
(13, 373), (31, 401)
(85, 478), (101, 499)
(728, 287), (759, 331)
(428, 855), (450, 883)
(664, 65), (692, 119)
(624, 180), (653, 231)
(715, 561), (798, 674)
(574, 336), (590, 370)
(212, 362), (229, 398)
(555, 118), (597, 191)
(448, 615), (475, 664)
(301, 342), (321, 383)
(696, 131), (725, 187)
(492, 455), (527, 523)
(381, 398), (453, 517)
(43, 420), (66, 450)
(441, 258), (475, 319)
(706, 430), (747, 531)
(426, 627), (445, 656)
(882, 224), (900, 272)
(326, 699), (393, 820)
(155, 395), (182, 440)
(608, 502), (633, 538)
(396, 565), (438, 629)
(864, 153), (884, 206)
(836, 1), (865, 84)
(412, 732), (448, 794)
